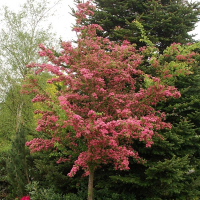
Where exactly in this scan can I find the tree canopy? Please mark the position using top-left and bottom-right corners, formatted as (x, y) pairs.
(81, 0), (200, 52)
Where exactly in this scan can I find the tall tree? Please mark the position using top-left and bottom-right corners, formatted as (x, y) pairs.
(88, 42), (200, 200)
(6, 128), (30, 200)
(23, 2), (191, 200)
(74, 0), (200, 198)
(81, 0), (200, 52)
(0, 0), (60, 198)
(0, 0), (59, 140)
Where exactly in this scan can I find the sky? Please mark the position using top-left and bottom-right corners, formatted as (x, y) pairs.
(0, 0), (200, 41)
(190, 0), (200, 40)
(0, 0), (77, 41)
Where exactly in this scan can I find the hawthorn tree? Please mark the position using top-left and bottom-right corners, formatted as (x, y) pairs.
(77, 0), (200, 198)
(24, 1), (184, 199)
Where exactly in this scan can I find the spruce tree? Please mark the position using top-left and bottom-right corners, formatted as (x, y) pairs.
(6, 127), (30, 199)
(93, 43), (200, 199)
(83, 0), (200, 52)
(0, 151), (8, 199)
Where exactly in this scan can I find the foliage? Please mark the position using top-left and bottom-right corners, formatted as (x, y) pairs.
(0, 0), (57, 78)
(92, 42), (200, 199)
(0, 151), (8, 200)
(26, 181), (86, 200)
(23, 1), (193, 200)
(26, 181), (66, 200)
(73, 1), (200, 198)
(0, 0), (58, 136)
(6, 128), (30, 200)
(26, 147), (85, 195)
(81, 0), (200, 52)
(0, 0), (60, 199)
(25, 181), (137, 200)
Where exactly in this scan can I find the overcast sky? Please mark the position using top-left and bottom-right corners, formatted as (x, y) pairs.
(0, 0), (200, 42)
(0, 0), (77, 41)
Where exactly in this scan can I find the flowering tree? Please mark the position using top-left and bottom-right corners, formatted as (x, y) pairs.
(24, 1), (181, 199)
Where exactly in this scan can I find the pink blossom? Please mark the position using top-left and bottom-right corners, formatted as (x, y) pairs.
(92, 92), (98, 99)
(24, 0), (183, 179)
(20, 196), (30, 200)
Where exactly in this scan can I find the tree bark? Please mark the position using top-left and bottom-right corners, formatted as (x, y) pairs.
(88, 167), (94, 200)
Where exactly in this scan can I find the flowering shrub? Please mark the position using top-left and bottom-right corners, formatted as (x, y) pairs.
(16, 195), (30, 200)
(22, 1), (197, 200)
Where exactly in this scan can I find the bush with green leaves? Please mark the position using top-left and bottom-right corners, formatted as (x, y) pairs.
(0, 151), (8, 200)
(26, 181), (84, 200)
(26, 181), (137, 200)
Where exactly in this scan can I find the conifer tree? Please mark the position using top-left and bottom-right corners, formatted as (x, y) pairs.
(82, 0), (200, 52)
(0, 151), (8, 199)
(6, 127), (30, 199)
(94, 43), (200, 199)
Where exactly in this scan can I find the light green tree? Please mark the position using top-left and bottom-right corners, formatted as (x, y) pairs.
(0, 0), (60, 148)
(0, 0), (61, 198)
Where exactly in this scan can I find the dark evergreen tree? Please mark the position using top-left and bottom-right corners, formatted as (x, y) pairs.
(0, 151), (8, 200)
(6, 127), (30, 199)
(91, 43), (200, 199)
(81, 0), (200, 52)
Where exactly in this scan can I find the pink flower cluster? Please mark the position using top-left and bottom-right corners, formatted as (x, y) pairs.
(16, 195), (30, 200)
(26, 138), (59, 153)
(24, 0), (188, 178)
(21, 196), (30, 200)
(74, 0), (95, 24)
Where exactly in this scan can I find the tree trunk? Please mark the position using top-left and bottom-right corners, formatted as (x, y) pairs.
(88, 167), (94, 200)
(16, 102), (23, 132)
